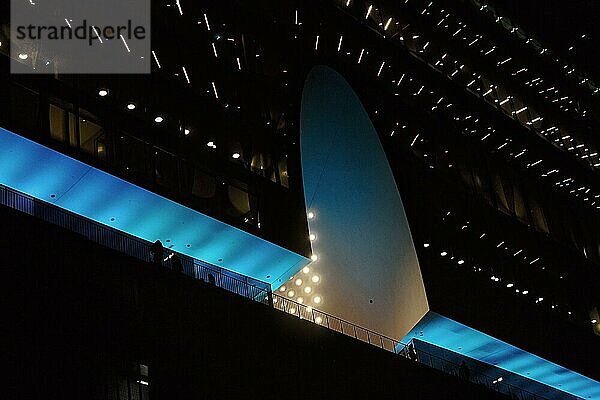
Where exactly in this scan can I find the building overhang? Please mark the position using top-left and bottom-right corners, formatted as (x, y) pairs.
(0, 126), (310, 286)
(403, 312), (600, 400)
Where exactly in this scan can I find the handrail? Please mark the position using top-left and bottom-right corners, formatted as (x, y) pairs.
(0, 183), (583, 400)
(0, 184), (272, 306)
(274, 293), (582, 400)
(273, 293), (405, 353)
(403, 339), (582, 400)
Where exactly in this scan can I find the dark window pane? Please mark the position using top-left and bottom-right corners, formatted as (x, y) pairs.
(279, 157), (289, 188)
(79, 118), (104, 156)
(192, 170), (216, 198)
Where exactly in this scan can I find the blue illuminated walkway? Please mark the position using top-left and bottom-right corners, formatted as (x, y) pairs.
(403, 312), (599, 400)
(0, 127), (310, 286)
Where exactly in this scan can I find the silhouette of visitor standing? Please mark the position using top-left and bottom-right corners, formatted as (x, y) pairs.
(459, 361), (471, 381)
(172, 254), (183, 273)
(150, 240), (164, 266)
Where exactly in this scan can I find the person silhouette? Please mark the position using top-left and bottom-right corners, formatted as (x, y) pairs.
(150, 240), (164, 266)
(208, 273), (216, 285)
(172, 254), (183, 273)
(459, 361), (471, 381)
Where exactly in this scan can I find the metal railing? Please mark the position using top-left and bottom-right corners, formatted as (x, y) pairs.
(273, 293), (405, 353)
(402, 339), (582, 400)
(0, 184), (271, 306)
(275, 293), (582, 400)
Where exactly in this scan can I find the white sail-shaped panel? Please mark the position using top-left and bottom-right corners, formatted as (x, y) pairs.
(300, 66), (429, 339)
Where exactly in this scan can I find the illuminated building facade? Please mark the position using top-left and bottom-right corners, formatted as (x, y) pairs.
(1, 0), (599, 399)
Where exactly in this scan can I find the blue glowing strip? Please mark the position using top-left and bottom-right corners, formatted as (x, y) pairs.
(0, 127), (310, 285)
(403, 312), (600, 399)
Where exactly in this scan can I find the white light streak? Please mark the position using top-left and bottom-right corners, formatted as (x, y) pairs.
(515, 106), (527, 114)
(203, 13), (211, 31)
(211, 81), (218, 99)
(120, 35), (130, 52)
(377, 61), (385, 76)
(152, 51), (161, 68)
(92, 26), (103, 44)
(384, 18), (392, 30)
(411, 134), (420, 147)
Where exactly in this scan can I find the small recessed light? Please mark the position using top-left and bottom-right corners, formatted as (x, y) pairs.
(423, 243), (430, 248)
(232, 152), (241, 159)
(18, 53), (28, 60)
(127, 103), (136, 110)
(98, 89), (109, 97)
(440, 251), (448, 256)
(154, 116), (164, 123)
(592, 319), (598, 324)
(184, 128), (191, 135)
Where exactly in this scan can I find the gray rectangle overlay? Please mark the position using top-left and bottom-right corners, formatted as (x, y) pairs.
(11, 0), (151, 74)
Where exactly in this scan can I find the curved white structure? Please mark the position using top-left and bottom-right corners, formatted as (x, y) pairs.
(300, 65), (429, 339)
